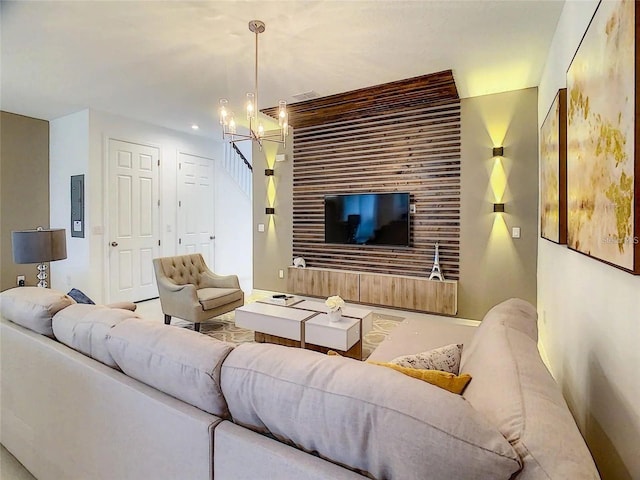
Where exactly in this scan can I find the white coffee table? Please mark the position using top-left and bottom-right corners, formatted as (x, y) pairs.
(234, 302), (316, 348)
(234, 299), (373, 360)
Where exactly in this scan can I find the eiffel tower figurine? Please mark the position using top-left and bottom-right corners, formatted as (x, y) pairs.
(429, 242), (444, 281)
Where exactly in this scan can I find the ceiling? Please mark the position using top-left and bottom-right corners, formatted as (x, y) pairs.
(0, 1), (564, 139)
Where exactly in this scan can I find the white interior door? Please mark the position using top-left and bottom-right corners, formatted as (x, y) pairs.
(108, 139), (160, 302)
(177, 153), (215, 268)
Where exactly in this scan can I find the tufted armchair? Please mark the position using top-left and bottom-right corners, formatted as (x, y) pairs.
(152, 254), (244, 332)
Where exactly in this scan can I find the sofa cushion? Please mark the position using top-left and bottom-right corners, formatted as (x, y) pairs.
(221, 343), (521, 480)
(0, 286), (75, 337)
(388, 343), (462, 373)
(460, 298), (600, 479)
(106, 319), (234, 417)
(197, 288), (243, 310)
(52, 304), (139, 368)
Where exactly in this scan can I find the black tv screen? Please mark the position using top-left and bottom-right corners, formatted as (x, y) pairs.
(324, 193), (410, 247)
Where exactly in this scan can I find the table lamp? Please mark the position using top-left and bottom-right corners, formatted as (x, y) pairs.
(12, 227), (67, 287)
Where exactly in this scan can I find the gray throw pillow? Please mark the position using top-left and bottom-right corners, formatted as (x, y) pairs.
(67, 288), (95, 305)
(389, 343), (462, 374)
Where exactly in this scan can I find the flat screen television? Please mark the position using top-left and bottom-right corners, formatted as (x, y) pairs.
(324, 192), (410, 247)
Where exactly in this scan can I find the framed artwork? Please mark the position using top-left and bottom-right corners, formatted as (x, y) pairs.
(566, 0), (640, 274)
(540, 89), (567, 244)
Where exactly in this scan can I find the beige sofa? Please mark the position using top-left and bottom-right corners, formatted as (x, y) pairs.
(0, 287), (600, 480)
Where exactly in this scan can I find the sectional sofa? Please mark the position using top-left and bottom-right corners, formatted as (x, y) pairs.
(0, 287), (600, 479)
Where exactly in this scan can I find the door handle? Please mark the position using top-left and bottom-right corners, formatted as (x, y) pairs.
(210, 236), (215, 240)
(111, 241), (118, 247)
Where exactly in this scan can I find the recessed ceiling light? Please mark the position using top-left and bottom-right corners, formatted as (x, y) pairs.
(191, 124), (199, 130)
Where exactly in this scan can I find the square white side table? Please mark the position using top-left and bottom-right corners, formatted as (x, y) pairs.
(292, 300), (374, 336)
(305, 314), (360, 352)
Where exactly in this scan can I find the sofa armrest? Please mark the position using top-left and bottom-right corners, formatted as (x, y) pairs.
(199, 271), (241, 290)
(106, 301), (137, 311)
(156, 276), (201, 315)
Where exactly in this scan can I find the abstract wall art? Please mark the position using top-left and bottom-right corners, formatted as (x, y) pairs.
(566, 0), (640, 273)
(540, 89), (567, 244)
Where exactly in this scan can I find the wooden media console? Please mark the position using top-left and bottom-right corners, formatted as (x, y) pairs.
(287, 267), (457, 315)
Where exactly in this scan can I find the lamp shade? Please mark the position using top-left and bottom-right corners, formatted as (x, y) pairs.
(12, 228), (67, 264)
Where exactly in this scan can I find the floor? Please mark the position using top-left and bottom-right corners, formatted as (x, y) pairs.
(0, 290), (478, 480)
(134, 289), (478, 330)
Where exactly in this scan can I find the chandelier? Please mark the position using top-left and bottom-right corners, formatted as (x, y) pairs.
(218, 20), (288, 148)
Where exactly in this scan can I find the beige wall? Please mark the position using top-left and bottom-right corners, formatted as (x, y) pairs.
(458, 88), (539, 319)
(538, 2), (639, 478)
(252, 138), (293, 291)
(252, 90), (539, 321)
(0, 112), (50, 290)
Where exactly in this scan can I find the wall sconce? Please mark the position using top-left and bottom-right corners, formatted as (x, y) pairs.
(492, 146), (504, 157)
(265, 207), (275, 215)
(265, 168), (274, 176)
(493, 203), (505, 213)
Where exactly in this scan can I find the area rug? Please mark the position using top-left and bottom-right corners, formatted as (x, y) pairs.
(192, 294), (403, 360)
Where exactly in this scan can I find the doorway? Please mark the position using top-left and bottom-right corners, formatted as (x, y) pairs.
(107, 139), (160, 302)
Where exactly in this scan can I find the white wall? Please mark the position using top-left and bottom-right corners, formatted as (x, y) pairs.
(537, 2), (640, 478)
(215, 166), (253, 292)
(49, 110), (92, 293)
(50, 108), (252, 303)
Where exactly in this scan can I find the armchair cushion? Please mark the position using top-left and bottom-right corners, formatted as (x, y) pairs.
(197, 288), (244, 311)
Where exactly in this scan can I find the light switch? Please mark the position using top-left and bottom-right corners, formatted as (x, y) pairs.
(512, 227), (521, 239)
(258, 223), (265, 232)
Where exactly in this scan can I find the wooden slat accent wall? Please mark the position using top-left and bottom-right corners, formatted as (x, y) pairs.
(292, 102), (461, 279)
(262, 70), (458, 129)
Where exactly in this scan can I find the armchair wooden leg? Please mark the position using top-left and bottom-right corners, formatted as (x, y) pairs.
(194, 322), (201, 332)
(164, 314), (171, 326)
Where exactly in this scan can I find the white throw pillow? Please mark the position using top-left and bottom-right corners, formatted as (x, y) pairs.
(0, 286), (75, 337)
(389, 343), (462, 374)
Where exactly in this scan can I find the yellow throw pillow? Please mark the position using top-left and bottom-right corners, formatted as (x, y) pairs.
(368, 361), (472, 395)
